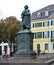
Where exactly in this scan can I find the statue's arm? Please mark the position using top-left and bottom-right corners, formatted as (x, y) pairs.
(24, 10), (30, 15)
(21, 10), (25, 18)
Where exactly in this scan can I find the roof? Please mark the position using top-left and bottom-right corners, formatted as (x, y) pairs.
(31, 4), (54, 20)
(33, 4), (54, 13)
(48, 13), (54, 19)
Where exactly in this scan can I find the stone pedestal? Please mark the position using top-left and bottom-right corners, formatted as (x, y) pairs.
(16, 29), (33, 55)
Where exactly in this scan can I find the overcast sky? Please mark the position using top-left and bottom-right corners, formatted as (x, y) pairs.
(0, 0), (54, 20)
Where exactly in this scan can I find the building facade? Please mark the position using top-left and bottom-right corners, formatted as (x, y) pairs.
(31, 4), (54, 53)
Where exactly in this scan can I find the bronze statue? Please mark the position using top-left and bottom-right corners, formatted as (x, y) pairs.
(16, 5), (33, 55)
(21, 5), (31, 29)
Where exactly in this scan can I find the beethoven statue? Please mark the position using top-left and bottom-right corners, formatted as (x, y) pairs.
(21, 5), (31, 29)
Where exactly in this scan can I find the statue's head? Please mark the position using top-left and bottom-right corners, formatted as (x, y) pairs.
(24, 5), (28, 10)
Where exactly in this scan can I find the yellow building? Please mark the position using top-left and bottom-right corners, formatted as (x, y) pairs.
(31, 4), (54, 53)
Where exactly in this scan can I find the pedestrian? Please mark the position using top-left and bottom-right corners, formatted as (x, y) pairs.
(2, 50), (5, 59)
(5, 49), (8, 58)
(37, 49), (41, 55)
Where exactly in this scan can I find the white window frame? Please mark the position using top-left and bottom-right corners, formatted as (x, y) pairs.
(45, 44), (48, 50)
(45, 11), (48, 16)
(37, 12), (41, 18)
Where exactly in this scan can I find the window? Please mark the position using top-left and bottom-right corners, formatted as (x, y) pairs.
(45, 11), (48, 16)
(53, 43), (54, 50)
(33, 23), (34, 28)
(37, 44), (40, 50)
(37, 12), (41, 18)
(36, 32), (42, 38)
(51, 31), (54, 38)
(43, 22), (49, 26)
(35, 23), (42, 27)
(34, 33), (36, 38)
(51, 20), (54, 25)
(35, 23), (37, 27)
(45, 44), (48, 50)
(43, 31), (49, 38)
(31, 23), (35, 28)
(31, 23), (33, 28)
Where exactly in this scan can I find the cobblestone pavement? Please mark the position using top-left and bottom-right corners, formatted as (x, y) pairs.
(0, 54), (54, 63)
(0, 56), (54, 63)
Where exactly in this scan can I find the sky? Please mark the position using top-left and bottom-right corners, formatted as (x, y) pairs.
(0, 0), (54, 20)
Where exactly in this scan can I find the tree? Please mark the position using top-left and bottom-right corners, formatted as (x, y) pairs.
(0, 16), (22, 43)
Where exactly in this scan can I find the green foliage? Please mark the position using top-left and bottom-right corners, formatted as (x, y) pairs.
(0, 16), (22, 43)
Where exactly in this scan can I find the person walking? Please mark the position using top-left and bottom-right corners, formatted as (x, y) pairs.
(38, 49), (41, 55)
(5, 49), (8, 58)
(2, 50), (5, 59)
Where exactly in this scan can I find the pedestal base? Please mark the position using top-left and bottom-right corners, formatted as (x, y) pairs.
(15, 50), (35, 58)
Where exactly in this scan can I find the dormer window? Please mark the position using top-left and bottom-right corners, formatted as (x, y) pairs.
(45, 11), (49, 16)
(37, 12), (41, 18)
